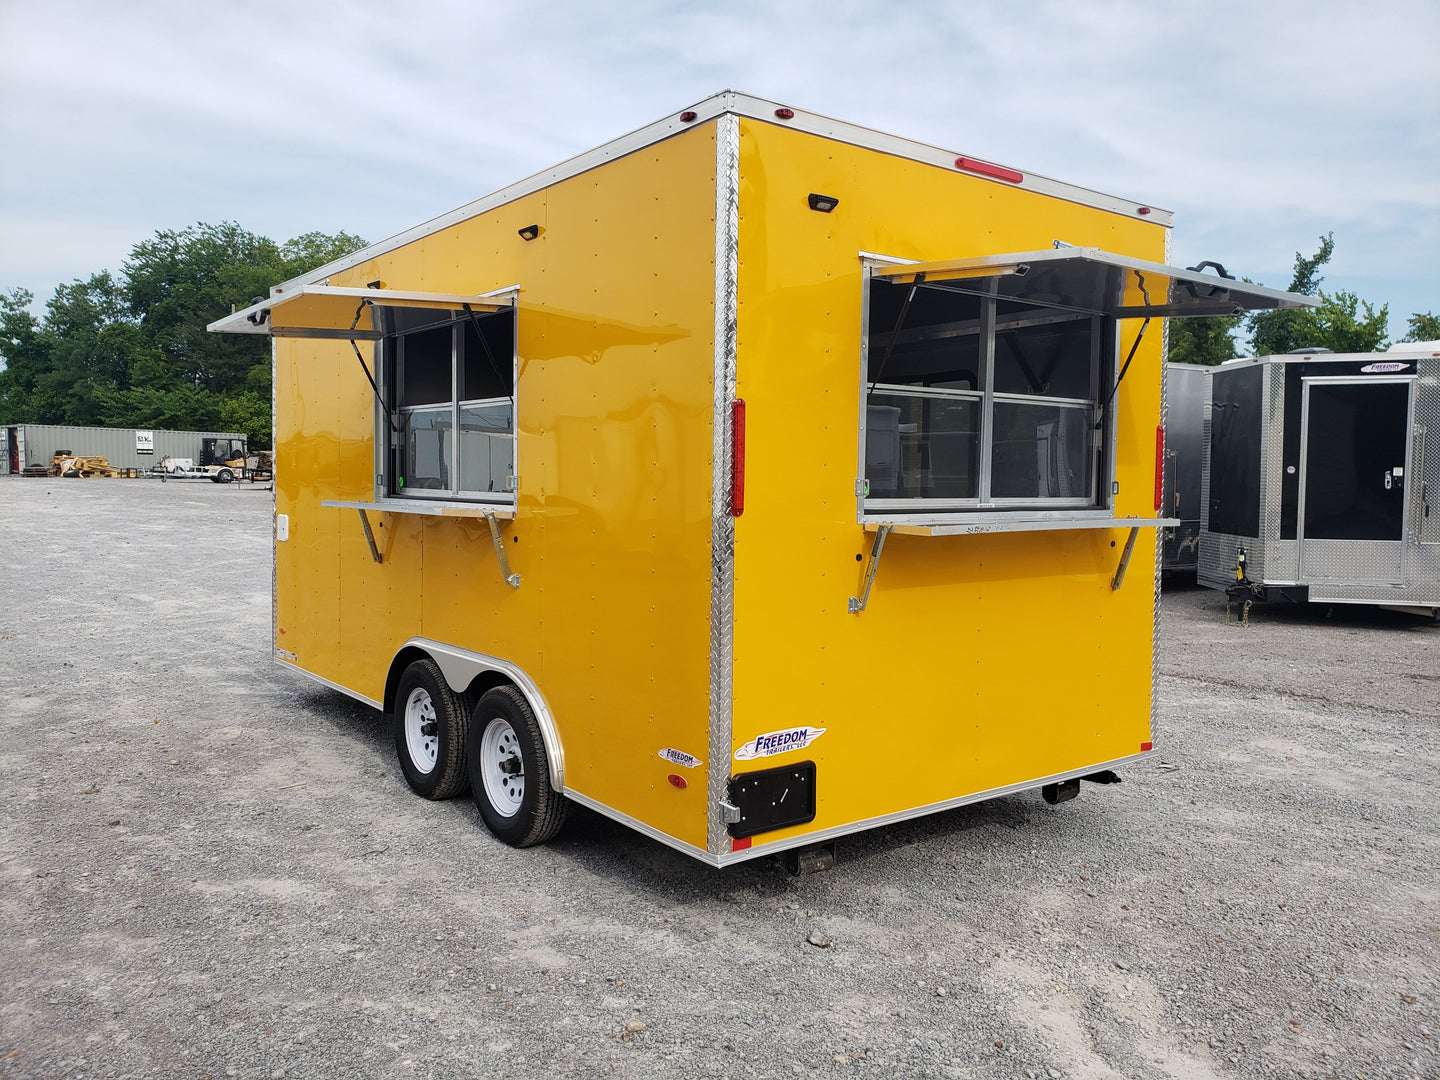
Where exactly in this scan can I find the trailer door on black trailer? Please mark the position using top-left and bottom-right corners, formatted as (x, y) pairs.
(1298, 377), (1410, 584)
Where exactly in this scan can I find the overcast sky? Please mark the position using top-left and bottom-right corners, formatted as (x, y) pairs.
(2, 0), (1436, 340)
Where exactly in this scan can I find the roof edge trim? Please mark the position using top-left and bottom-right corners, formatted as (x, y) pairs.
(269, 91), (1175, 297)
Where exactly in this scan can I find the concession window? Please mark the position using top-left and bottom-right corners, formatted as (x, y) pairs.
(858, 247), (1316, 531)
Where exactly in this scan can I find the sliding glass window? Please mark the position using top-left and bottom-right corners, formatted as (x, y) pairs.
(863, 274), (1109, 512)
(383, 305), (516, 502)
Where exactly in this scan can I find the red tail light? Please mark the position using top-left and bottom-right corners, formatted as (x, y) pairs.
(1154, 425), (1166, 511)
(729, 399), (746, 517)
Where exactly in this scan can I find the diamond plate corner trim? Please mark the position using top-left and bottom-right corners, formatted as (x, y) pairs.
(1151, 329), (1168, 742)
(1263, 361), (1286, 543)
(1420, 357), (1440, 546)
(707, 113), (741, 856)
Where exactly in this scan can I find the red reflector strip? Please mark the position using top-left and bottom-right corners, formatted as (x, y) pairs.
(729, 398), (746, 517)
(1154, 425), (1166, 511)
(732, 836), (752, 851)
(954, 157), (1023, 184)
(1141, 741), (1154, 752)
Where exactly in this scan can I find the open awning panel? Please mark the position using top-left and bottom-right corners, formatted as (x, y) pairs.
(872, 248), (1318, 319)
(208, 285), (512, 340)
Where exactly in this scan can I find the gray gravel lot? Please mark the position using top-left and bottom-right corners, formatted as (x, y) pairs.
(1, 477), (1437, 1080)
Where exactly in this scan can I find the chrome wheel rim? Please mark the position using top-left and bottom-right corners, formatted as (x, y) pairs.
(480, 717), (524, 818)
(403, 687), (438, 774)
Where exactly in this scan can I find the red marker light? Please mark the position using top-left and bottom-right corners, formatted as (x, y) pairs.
(954, 157), (1023, 184)
(679, 111), (697, 123)
(729, 398), (746, 517)
(1138, 206), (1152, 215)
(1155, 426), (1166, 512)
(732, 836), (752, 851)
(667, 774), (687, 789)
(774, 107), (795, 120)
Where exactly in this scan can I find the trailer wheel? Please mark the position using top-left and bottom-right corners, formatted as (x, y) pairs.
(216, 468), (235, 483)
(393, 660), (470, 799)
(468, 686), (567, 847)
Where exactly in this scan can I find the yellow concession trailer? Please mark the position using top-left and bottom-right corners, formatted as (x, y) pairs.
(211, 93), (1312, 868)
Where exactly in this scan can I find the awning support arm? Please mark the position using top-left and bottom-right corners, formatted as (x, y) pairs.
(357, 509), (382, 565)
(848, 524), (892, 614)
(484, 510), (521, 589)
(867, 274), (924, 395)
(348, 300), (400, 434)
(1111, 526), (1139, 591)
(1095, 270), (1151, 431)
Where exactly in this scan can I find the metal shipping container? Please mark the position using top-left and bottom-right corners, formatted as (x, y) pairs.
(1198, 345), (1440, 617)
(0, 424), (247, 474)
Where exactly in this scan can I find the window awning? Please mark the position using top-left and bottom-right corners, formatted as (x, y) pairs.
(871, 248), (1317, 319)
(207, 285), (512, 340)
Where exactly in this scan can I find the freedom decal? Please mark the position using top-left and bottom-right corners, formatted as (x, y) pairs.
(734, 726), (827, 761)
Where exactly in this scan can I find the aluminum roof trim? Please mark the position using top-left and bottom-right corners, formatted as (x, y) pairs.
(258, 91), (1175, 301)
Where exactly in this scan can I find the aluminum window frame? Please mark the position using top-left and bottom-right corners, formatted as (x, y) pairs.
(376, 292), (519, 507)
(858, 259), (1117, 524)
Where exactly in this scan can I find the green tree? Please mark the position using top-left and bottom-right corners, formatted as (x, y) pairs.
(1244, 233), (1390, 355)
(0, 289), (48, 421)
(1307, 290), (1389, 353)
(1247, 233), (1333, 356)
(1401, 311), (1439, 342)
(0, 223), (366, 444)
(1168, 313), (1240, 366)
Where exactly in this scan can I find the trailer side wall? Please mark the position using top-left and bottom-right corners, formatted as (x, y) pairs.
(729, 118), (1168, 848)
(275, 123), (721, 849)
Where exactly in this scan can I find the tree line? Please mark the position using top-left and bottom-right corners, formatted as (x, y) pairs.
(1170, 233), (1437, 366)
(0, 223), (366, 448)
(1, 225), (1435, 449)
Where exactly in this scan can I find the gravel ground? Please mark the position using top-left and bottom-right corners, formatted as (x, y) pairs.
(1, 477), (1437, 1080)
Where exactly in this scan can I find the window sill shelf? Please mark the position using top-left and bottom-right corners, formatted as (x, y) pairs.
(322, 498), (516, 520)
(863, 513), (1178, 537)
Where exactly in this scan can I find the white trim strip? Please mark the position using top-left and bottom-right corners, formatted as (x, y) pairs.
(256, 92), (1177, 302)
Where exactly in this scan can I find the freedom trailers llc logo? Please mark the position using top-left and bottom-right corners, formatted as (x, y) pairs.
(734, 726), (827, 761)
(1360, 362), (1410, 373)
(658, 747), (703, 769)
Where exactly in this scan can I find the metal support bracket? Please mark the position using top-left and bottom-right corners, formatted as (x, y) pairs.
(357, 509), (382, 565)
(1110, 526), (1139, 591)
(484, 511), (521, 589)
(849, 524), (892, 613)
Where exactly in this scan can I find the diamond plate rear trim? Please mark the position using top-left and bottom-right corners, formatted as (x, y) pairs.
(707, 113), (741, 855)
(1419, 357), (1439, 545)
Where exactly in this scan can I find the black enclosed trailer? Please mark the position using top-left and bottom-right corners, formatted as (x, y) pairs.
(1198, 345), (1440, 617)
(1161, 363), (1208, 574)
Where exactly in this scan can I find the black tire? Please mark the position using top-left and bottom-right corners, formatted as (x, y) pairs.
(217, 468), (235, 483)
(393, 659), (470, 799)
(467, 686), (567, 847)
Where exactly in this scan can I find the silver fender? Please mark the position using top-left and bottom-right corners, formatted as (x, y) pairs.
(399, 637), (565, 792)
